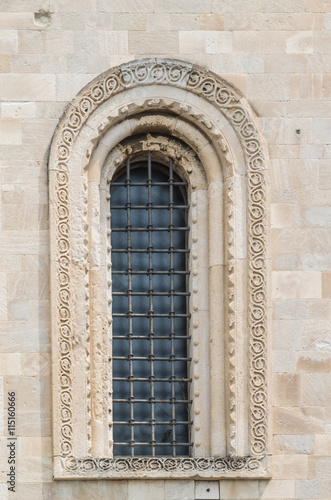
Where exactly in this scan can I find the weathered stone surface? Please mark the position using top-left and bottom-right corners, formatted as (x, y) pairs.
(301, 319), (331, 350)
(129, 31), (178, 54)
(273, 407), (324, 435)
(314, 435), (331, 455)
(113, 13), (146, 30)
(21, 353), (50, 376)
(0, 354), (20, 375)
(259, 480), (296, 499)
(0, 119), (22, 145)
(273, 349), (297, 373)
(273, 374), (301, 407)
(199, 13), (223, 30)
(272, 455), (308, 480)
(296, 351), (331, 373)
(286, 31), (313, 53)
(0, 54), (10, 72)
(43, 480), (128, 500)
(127, 480), (165, 500)
(271, 203), (293, 228)
(0, 273), (7, 321)
(1, 74), (56, 101)
(0, 0), (331, 497)
(272, 319), (301, 350)
(1, 102), (36, 118)
(272, 271), (322, 299)
(295, 479), (323, 499)
(220, 479), (259, 499)
(273, 434), (314, 455)
(0, 30), (18, 54)
(322, 271), (331, 297)
(21, 437), (52, 457)
(301, 373), (331, 406)
(195, 481), (220, 499)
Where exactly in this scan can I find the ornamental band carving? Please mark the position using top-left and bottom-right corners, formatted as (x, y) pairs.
(49, 58), (270, 478)
(61, 456), (264, 477)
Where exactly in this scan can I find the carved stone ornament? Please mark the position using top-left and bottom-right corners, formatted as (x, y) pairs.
(49, 58), (271, 479)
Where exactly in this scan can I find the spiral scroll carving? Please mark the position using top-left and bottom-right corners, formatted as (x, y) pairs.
(187, 68), (268, 457)
(55, 157), (73, 456)
(63, 456), (261, 475)
(52, 58), (268, 472)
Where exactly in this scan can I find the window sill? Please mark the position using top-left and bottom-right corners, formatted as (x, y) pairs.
(54, 455), (271, 480)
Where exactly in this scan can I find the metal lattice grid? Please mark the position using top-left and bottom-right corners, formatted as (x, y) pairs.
(110, 152), (192, 457)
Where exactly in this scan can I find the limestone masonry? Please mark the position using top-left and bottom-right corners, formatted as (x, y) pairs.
(0, 1), (330, 499)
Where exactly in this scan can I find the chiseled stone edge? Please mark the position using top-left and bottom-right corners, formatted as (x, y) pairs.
(54, 455), (271, 480)
(50, 57), (269, 472)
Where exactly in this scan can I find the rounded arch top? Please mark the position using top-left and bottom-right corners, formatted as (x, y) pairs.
(49, 57), (269, 181)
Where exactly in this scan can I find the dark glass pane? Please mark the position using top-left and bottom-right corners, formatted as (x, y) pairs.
(111, 252), (127, 272)
(112, 295), (127, 315)
(154, 339), (171, 358)
(113, 338), (128, 357)
(133, 381), (150, 399)
(174, 274), (186, 292)
(152, 230), (169, 249)
(132, 316), (149, 336)
(112, 317), (128, 337)
(131, 209), (148, 228)
(154, 317), (171, 336)
(112, 359), (129, 379)
(154, 253), (170, 271)
(113, 381), (129, 400)
(131, 252), (149, 271)
(110, 159), (191, 457)
(153, 295), (170, 315)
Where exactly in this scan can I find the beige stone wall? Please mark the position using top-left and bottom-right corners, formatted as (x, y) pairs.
(0, 1), (330, 499)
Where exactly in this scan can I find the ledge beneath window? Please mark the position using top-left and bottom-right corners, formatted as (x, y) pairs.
(49, 58), (272, 483)
(54, 455), (271, 480)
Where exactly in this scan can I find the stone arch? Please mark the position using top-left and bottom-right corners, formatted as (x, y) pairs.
(49, 58), (270, 479)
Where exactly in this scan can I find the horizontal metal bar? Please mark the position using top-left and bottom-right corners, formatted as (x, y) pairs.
(113, 420), (193, 425)
(112, 313), (191, 318)
(112, 271), (189, 276)
(113, 377), (191, 382)
(112, 248), (190, 253)
(111, 227), (189, 232)
(113, 442), (193, 447)
(112, 336), (191, 340)
(113, 292), (190, 296)
(113, 356), (191, 362)
(113, 399), (192, 404)
(111, 205), (189, 210)
(110, 182), (188, 187)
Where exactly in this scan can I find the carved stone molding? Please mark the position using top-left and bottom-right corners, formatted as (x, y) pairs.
(49, 58), (270, 479)
(55, 455), (269, 480)
(100, 134), (212, 458)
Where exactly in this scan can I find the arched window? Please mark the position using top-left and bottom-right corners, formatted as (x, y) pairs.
(49, 59), (270, 480)
(110, 153), (191, 457)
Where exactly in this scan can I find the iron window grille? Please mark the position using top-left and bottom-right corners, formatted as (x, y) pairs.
(110, 152), (192, 458)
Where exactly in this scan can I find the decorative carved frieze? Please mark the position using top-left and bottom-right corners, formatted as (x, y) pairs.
(59, 455), (266, 478)
(49, 58), (270, 479)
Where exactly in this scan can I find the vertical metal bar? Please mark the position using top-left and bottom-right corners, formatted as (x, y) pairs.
(147, 152), (155, 456)
(169, 157), (176, 457)
(111, 156), (192, 456)
(126, 158), (134, 457)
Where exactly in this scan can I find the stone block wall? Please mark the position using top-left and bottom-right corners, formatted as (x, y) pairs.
(0, 1), (330, 499)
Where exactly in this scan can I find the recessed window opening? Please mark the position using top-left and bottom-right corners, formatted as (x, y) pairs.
(110, 152), (192, 457)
